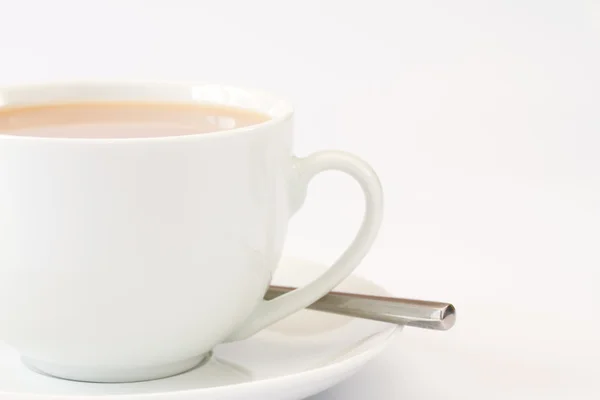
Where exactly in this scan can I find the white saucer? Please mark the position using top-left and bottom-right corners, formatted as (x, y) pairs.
(0, 258), (398, 400)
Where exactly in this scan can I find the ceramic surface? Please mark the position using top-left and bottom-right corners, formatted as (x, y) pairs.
(0, 258), (397, 400)
(0, 82), (383, 382)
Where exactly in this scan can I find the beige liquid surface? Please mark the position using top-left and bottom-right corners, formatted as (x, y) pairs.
(0, 102), (271, 138)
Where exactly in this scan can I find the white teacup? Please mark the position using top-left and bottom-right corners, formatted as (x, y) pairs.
(0, 82), (383, 383)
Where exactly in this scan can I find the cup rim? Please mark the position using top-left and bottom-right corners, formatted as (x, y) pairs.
(0, 80), (294, 143)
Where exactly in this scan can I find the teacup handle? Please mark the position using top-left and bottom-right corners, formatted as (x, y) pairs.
(227, 150), (383, 341)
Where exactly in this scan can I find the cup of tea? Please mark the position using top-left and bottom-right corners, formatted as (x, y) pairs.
(0, 82), (383, 382)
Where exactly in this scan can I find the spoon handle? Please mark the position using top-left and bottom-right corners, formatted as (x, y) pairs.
(265, 285), (456, 331)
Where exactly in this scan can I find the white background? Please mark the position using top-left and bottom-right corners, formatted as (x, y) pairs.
(1, 0), (599, 398)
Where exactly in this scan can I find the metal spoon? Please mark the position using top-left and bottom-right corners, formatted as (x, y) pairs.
(265, 285), (456, 331)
